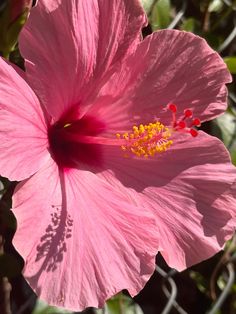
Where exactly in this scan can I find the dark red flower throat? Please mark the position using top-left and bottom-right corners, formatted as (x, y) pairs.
(48, 109), (106, 169)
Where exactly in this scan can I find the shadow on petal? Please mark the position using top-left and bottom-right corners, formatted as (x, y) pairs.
(28, 172), (73, 283)
(192, 178), (236, 244)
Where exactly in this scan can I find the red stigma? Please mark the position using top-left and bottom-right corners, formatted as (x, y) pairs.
(184, 109), (193, 118)
(168, 104), (201, 137)
(190, 129), (198, 137)
(168, 103), (177, 113)
(192, 118), (201, 127)
(178, 121), (186, 129)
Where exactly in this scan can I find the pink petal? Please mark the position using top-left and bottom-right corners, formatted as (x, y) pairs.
(87, 30), (231, 132)
(0, 57), (49, 181)
(98, 132), (236, 270)
(12, 159), (159, 311)
(19, 0), (147, 120)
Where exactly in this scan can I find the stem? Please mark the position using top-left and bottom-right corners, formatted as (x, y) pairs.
(0, 278), (12, 314)
(202, 2), (211, 32)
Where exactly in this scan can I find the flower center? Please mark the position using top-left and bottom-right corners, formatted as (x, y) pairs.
(48, 113), (106, 169)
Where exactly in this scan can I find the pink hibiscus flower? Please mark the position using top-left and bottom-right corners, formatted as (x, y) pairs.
(0, 0), (235, 311)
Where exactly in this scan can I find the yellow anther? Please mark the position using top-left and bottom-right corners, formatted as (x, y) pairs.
(140, 129), (145, 134)
(123, 133), (129, 140)
(116, 121), (173, 158)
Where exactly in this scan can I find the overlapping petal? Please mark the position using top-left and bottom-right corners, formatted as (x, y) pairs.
(19, 0), (147, 120)
(87, 30), (232, 132)
(12, 159), (159, 310)
(0, 57), (49, 181)
(98, 132), (236, 270)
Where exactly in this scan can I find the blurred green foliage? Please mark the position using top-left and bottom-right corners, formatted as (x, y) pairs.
(151, 0), (171, 30)
(0, 1), (31, 58)
(224, 57), (236, 74)
(95, 294), (144, 314)
(32, 300), (73, 314)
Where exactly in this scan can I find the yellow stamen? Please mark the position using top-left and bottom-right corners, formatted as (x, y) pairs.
(117, 121), (173, 158)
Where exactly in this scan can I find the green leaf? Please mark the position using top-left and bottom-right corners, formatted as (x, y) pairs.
(95, 293), (144, 314)
(151, 0), (171, 30)
(190, 271), (208, 293)
(224, 57), (236, 74)
(231, 150), (236, 166)
(32, 300), (73, 314)
(214, 112), (236, 165)
(216, 112), (236, 146)
(180, 18), (197, 32)
(140, 0), (155, 14)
